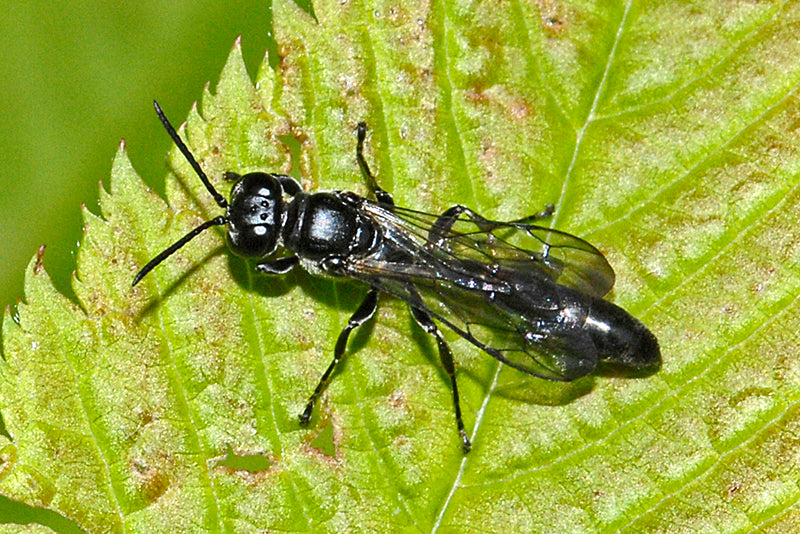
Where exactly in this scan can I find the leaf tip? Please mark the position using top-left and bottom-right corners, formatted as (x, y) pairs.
(111, 143), (135, 177)
(213, 38), (257, 106)
(33, 245), (46, 276)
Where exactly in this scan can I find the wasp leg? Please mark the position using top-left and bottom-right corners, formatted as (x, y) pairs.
(300, 288), (379, 426)
(273, 174), (302, 196)
(410, 305), (471, 453)
(429, 205), (493, 245)
(429, 204), (554, 244)
(356, 123), (394, 207)
(256, 256), (299, 275)
(510, 203), (554, 224)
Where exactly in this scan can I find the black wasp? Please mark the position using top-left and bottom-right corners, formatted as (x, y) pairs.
(134, 101), (660, 453)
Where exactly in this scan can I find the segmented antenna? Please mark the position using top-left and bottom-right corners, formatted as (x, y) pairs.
(132, 216), (227, 286)
(153, 100), (228, 209)
(132, 102), (230, 286)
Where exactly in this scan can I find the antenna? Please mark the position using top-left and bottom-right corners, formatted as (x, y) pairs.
(153, 100), (228, 209)
(132, 216), (227, 286)
(132, 102), (230, 286)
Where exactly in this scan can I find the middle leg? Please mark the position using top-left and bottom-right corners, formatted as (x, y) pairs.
(429, 204), (554, 245)
(299, 288), (379, 426)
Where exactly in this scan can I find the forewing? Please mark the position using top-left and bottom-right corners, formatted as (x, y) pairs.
(348, 259), (598, 381)
(346, 202), (601, 380)
(384, 205), (616, 298)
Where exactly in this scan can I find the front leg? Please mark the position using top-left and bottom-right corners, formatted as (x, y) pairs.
(356, 123), (394, 207)
(256, 256), (299, 275)
(273, 174), (302, 196)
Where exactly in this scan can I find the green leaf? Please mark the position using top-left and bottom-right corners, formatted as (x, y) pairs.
(3, 0), (800, 532)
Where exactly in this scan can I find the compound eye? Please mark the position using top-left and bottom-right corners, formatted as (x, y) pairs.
(226, 172), (283, 257)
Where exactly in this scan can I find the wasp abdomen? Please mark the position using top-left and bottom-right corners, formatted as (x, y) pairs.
(581, 294), (660, 371)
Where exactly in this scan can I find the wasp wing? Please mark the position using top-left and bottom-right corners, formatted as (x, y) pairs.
(343, 202), (606, 381)
(386, 205), (616, 298)
(356, 269), (599, 381)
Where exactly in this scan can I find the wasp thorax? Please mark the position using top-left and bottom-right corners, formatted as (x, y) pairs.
(226, 172), (284, 257)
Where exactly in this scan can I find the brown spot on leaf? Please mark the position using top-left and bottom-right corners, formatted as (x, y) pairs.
(0, 444), (16, 481)
(537, 0), (569, 36)
(509, 98), (531, 121)
(130, 455), (172, 503)
(464, 85), (489, 104)
(389, 390), (406, 410)
(34, 245), (46, 275)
